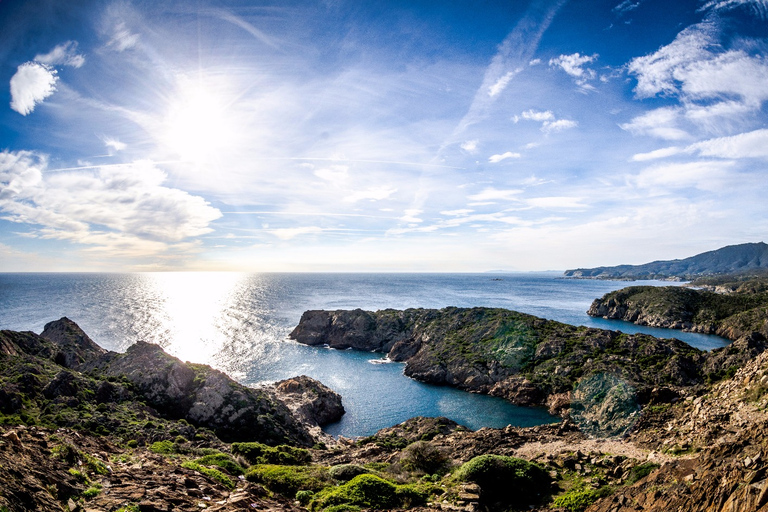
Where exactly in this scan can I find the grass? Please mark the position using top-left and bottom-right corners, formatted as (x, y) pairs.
(181, 461), (235, 490)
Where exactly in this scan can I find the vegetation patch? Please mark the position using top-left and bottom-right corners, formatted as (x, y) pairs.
(245, 464), (331, 497)
(309, 474), (427, 511)
(181, 461), (235, 490)
(232, 441), (311, 465)
(454, 454), (550, 508)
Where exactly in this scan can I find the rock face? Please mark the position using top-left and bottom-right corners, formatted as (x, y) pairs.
(0, 318), (316, 447)
(88, 341), (315, 446)
(588, 285), (768, 340)
(291, 307), (711, 435)
(564, 241), (768, 279)
(269, 375), (345, 427)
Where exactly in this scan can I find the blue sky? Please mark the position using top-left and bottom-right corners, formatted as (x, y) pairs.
(1, 0), (767, 271)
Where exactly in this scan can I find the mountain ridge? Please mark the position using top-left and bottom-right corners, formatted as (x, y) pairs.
(564, 242), (768, 280)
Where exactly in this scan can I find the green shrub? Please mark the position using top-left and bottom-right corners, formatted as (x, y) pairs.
(126, 439), (138, 448)
(552, 487), (600, 512)
(194, 453), (245, 476)
(626, 463), (660, 485)
(310, 474), (399, 511)
(182, 461), (235, 490)
(245, 464), (331, 497)
(454, 454), (550, 507)
(82, 483), (103, 499)
(232, 442), (311, 465)
(83, 453), (109, 475)
(68, 468), (89, 483)
(149, 440), (175, 455)
(399, 441), (449, 474)
(296, 490), (315, 505)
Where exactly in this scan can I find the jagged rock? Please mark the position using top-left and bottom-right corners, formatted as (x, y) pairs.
(90, 341), (314, 446)
(40, 317), (107, 370)
(269, 375), (345, 427)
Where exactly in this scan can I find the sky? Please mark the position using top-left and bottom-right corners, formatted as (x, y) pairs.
(0, 0), (767, 272)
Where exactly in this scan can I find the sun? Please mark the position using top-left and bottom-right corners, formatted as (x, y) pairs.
(161, 80), (239, 164)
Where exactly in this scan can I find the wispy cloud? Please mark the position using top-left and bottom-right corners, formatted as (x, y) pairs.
(619, 107), (689, 140)
(467, 188), (523, 202)
(488, 151), (521, 163)
(269, 226), (324, 240)
(343, 186), (397, 203)
(460, 140), (479, 153)
(34, 41), (86, 68)
(514, 109), (578, 133)
(632, 128), (768, 160)
(700, 0), (768, 18)
(106, 22), (140, 51)
(449, 0), (567, 137)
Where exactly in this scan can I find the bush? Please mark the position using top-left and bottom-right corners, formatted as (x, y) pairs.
(310, 474), (399, 511)
(245, 464), (330, 497)
(232, 442), (311, 465)
(626, 463), (660, 485)
(296, 490), (315, 505)
(399, 441), (449, 474)
(552, 487), (601, 512)
(149, 440), (175, 455)
(454, 454), (550, 508)
(182, 461), (235, 490)
(194, 453), (245, 476)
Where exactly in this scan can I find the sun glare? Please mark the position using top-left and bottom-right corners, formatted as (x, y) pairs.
(162, 82), (238, 163)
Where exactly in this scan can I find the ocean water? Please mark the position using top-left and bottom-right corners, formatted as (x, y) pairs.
(0, 272), (728, 436)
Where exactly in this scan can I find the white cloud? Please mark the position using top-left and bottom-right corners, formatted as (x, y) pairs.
(441, 209), (474, 216)
(631, 129), (768, 161)
(627, 20), (768, 134)
(460, 140), (479, 153)
(520, 110), (555, 123)
(102, 136), (127, 152)
(0, 151), (222, 255)
(632, 161), (735, 192)
(488, 70), (518, 97)
(701, 0), (768, 18)
(516, 109), (578, 133)
(542, 119), (578, 133)
(628, 22), (718, 99)
(526, 196), (587, 209)
(34, 41), (85, 68)
(549, 53), (598, 88)
(619, 107), (690, 140)
(107, 22), (140, 51)
(688, 129), (768, 159)
(400, 209), (423, 223)
(631, 146), (684, 161)
(489, 152), (521, 163)
(9, 63), (58, 115)
(467, 188), (522, 202)
(269, 226), (324, 240)
(613, 0), (644, 13)
(314, 165), (349, 183)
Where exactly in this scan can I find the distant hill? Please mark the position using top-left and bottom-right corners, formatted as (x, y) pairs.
(564, 242), (768, 280)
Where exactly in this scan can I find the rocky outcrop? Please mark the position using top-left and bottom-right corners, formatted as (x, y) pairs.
(0, 318), (317, 447)
(268, 375), (345, 427)
(291, 307), (708, 435)
(88, 341), (315, 446)
(588, 285), (768, 340)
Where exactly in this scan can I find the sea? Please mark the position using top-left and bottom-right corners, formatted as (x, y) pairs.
(0, 272), (729, 437)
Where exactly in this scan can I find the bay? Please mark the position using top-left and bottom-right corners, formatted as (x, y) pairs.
(0, 272), (728, 436)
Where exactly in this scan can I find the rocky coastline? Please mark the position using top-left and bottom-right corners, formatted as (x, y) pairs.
(2, 298), (768, 511)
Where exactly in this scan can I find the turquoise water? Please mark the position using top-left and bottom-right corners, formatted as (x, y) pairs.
(0, 272), (728, 436)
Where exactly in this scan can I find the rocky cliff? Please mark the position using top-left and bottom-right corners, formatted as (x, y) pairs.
(290, 307), (719, 435)
(588, 284), (768, 340)
(0, 318), (322, 446)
